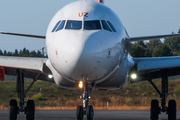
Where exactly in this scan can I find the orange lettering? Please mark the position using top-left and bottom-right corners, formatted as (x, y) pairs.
(78, 12), (89, 17)
(78, 12), (83, 17)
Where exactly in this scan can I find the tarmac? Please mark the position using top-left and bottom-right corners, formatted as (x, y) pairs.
(0, 110), (180, 120)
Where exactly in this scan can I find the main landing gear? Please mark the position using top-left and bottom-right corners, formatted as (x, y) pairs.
(76, 82), (94, 120)
(9, 70), (39, 120)
(148, 70), (176, 120)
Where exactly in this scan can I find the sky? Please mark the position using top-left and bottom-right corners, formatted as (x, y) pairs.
(0, 0), (180, 52)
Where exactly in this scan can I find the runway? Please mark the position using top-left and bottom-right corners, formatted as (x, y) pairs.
(1, 110), (180, 120)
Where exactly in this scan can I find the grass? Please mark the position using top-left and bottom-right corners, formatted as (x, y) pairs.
(125, 98), (133, 106)
(174, 87), (180, 93)
(33, 93), (42, 101)
(1, 80), (180, 110)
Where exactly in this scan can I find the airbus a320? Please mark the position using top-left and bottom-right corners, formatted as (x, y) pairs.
(1, 0), (180, 120)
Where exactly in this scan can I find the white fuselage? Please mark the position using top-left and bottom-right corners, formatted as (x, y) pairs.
(46, 1), (134, 90)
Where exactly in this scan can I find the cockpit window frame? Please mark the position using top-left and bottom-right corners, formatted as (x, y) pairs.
(84, 20), (102, 30)
(56, 20), (66, 32)
(65, 20), (82, 30)
(101, 20), (112, 32)
(52, 21), (61, 32)
(51, 20), (117, 33)
(107, 21), (117, 32)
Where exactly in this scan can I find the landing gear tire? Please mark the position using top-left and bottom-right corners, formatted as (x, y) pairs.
(76, 106), (84, 120)
(9, 99), (18, 120)
(168, 100), (176, 120)
(150, 100), (159, 120)
(26, 100), (35, 120)
(86, 105), (94, 120)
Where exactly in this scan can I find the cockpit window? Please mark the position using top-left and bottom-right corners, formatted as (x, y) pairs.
(52, 21), (61, 32)
(56, 20), (66, 31)
(65, 20), (82, 30)
(101, 20), (112, 32)
(84, 20), (101, 30)
(107, 21), (117, 32)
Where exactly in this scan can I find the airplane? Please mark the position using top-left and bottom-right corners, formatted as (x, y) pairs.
(1, 0), (180, 120)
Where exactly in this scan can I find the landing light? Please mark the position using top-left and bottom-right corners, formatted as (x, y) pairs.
(48, 75), (53, 79)
(131, 74), (137, 79)
(78, 81), (84, 88)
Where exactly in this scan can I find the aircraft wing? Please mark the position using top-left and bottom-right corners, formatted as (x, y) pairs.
(129, 56), (180, 82)
(128, 33), (180, 42)
(0, 56), (53, 82)
(0, 32), (45, 39)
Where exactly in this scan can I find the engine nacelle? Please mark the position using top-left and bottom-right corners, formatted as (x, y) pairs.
(0, 67), (5, 81)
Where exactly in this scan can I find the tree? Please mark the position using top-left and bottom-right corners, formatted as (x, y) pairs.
(36, 50), (42, 57)
(146, 39), (162, 56)
(19, 49), (25, 57)
(4, 50), (7, 56)
(131, 44), (146, 57)
(6, 52), (12, 56)
(29, 51), (37, 57)
(14, 49), (19, 56)
(136, 41), (146, 48)
(23, 48), (27, 54)
(145, 48), (152, 57)
(153, 44), (173, 57)
(164, 32), (180, 56)
(26, 49), (30, 56)
(0, 49), (3, 55)
(0, 48), (46, 57)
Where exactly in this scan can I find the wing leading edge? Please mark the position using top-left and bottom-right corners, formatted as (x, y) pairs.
(129, 33), (180, 42)
(0, 56), (53, 82)
(129, 56), (180, 82)
(0, 32), (45, 39)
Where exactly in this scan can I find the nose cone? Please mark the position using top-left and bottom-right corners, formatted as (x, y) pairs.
(62, 35), (102, 80)
(63, 35), (83, 67)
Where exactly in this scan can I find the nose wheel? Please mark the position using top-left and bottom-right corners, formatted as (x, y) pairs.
(86, 105), (94, 120)
(76, 82), (94, 120)
(77, 106), (84, 120)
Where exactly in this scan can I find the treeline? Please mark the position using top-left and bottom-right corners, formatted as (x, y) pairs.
(1, 29), (180, 58)
(131, 29), (180, 57)
(0, 48), (45, 57)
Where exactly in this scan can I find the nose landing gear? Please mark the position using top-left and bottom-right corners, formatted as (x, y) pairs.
(76, 82), (94, 120)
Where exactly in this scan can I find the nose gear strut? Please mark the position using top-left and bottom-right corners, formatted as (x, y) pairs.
(82, 85), (89, 114)
(77, 82), (94, 120)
